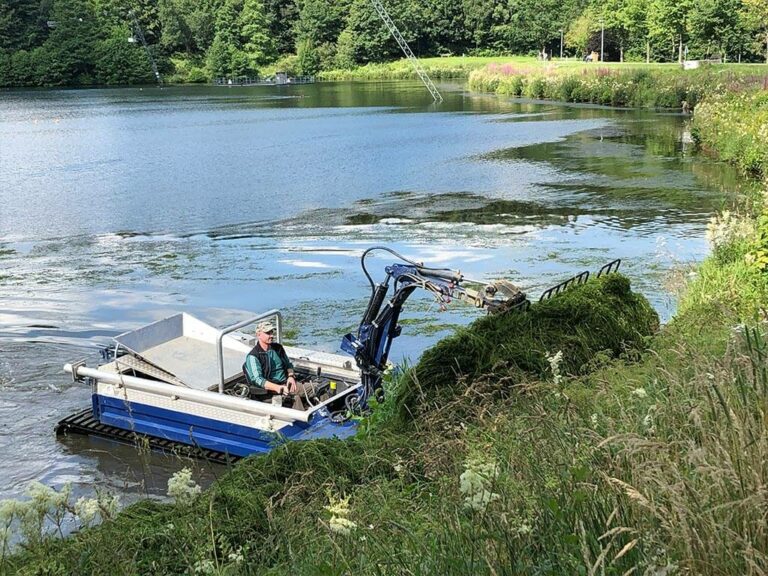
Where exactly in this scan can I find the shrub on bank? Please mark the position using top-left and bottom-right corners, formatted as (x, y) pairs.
(166, 56), (210, 84)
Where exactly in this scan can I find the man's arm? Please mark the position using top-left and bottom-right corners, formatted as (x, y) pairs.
(277, 346), (297, 392)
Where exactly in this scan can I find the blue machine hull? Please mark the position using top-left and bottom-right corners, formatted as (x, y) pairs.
(93, 394), (358, 458)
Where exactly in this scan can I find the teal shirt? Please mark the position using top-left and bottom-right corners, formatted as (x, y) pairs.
(244, 346), (294, 388)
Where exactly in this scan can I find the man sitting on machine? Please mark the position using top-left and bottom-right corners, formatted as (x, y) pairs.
(243, 321), (306, 409)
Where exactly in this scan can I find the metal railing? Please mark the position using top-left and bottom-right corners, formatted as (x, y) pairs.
(216, 310), (283, 393)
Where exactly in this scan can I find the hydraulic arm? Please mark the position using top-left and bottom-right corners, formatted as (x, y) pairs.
(340, 247), (528, 398)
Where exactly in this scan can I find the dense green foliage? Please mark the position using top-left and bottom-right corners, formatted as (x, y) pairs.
(2, 0), (768, 87)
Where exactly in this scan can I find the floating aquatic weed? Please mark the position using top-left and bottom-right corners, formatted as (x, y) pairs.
(167, 468), (201, 505)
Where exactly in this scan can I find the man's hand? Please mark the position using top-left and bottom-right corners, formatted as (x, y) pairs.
(286, 374), (297, 393)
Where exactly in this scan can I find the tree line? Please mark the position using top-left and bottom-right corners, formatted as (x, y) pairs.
(1, 0), (767, 87)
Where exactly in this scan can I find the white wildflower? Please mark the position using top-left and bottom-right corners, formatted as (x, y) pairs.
(27, 481), (68, 511)
(0, 498), (26, 522)
(545, 350), (564, 386)
(227, 548), (244, 564)
(167, 468), (201, 505)
(631, 388), (648, 399)
(324, 494), (357, 535)
(460, 456), (500, 512)
(590, 413), (599, 428)
(97, 492), (120, 519)
(329, 516), (358, 535)
(643, 414), (653, 428)
(74, 497), (100, 526)
(705, 210), (753, 253)
(193, 559), (215, 574)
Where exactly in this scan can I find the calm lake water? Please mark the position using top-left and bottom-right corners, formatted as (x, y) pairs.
(0, 80), (744, 507)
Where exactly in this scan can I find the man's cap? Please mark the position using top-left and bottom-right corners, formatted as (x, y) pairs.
(256, 321), (276, 334)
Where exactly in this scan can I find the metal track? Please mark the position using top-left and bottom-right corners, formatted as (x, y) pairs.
(597, 258), (621, 277)
(369, 0), (442, 102)
(56, 408), (239, 464)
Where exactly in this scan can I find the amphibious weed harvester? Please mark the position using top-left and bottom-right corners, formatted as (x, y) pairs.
(58, 247), (620, 460)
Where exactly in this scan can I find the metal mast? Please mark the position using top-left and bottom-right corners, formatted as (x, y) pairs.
(129, 11), (162, 84)
(368, 0), (442, 102)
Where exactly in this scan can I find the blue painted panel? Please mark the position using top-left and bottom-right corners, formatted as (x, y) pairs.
(94, 394), (358, 457)
(99, 395), (291, 442)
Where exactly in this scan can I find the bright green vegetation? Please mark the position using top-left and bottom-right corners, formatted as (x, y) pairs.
(2, 0), (768, 87)
(693, 88), (768, 177)
(318, 56), (532, 81)
(468, 63), (768, 108)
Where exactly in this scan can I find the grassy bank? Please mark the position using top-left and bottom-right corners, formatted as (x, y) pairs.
(468, 63), (768, 109)
(5, 73), (768, 576)
(4, 274), (661, 575)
